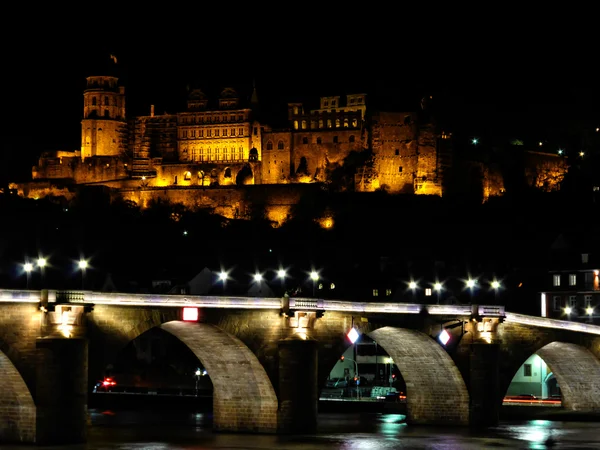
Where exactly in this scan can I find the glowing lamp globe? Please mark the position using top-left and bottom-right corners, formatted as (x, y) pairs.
(347, 328), (359, 344)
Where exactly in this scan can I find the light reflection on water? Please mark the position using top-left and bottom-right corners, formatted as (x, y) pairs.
(3, 410), (600, 449)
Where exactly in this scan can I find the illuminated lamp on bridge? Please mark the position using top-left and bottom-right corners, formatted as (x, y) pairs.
(347, 327), (359, 344)
(182, 307), (199, 322)
(438, 329), (451, 346)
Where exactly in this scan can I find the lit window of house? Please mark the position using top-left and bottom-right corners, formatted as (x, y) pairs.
(582, 253), (589, 263)
(373, 289), (378, 297)
(553, 274), (560, 286)
(569, 274), (576, 286)
(569, 296), (577, 308)
(584, 295), (592, 309)
(524, 364), (532, 377)
(386, 289), (392, 296)
(553, 296), (561, 311)
(425, 288), (432, 296)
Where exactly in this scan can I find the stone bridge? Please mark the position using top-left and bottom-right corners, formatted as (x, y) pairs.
(1, 289), (599, 445)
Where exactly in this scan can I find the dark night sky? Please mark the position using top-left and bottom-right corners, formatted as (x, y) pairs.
(3, 12), (598, 181)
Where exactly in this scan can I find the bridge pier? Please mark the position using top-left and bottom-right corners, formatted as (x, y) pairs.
(278, 336), (318, 433)
(469, 343), (500, 427)
(35, 337), (88, 445)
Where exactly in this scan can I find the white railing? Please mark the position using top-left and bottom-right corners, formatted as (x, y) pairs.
(505, 312), (600, 336)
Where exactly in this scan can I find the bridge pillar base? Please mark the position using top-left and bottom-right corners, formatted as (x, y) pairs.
(469, 343), (500, 427)
(35, 337), (88, 445)
(278, 336), (318, 433)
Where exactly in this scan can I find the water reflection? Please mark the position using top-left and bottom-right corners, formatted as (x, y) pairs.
(2, 410), (599, 449)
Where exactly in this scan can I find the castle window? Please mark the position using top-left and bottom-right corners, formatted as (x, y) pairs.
(352, 119), (358, 127)
(344, 118), (349, 128)
(238, 115), (243, 121)
(191, 130), (195, 137)
(324, 100), (329, 107)
(104, 96), (109, 106)
(398, 166), (403, 173)
(183, 130), (188, 138)
(395, 149), (400, 155)
(349, 135), (355, 143)
(333, 136), (338, 143)
(302, 137), (308, 144)
(278, 140), (284, 150)
(231, 128), (235, 136)
(404, 115), (412, 125)
(215, 129), (220, 137)
(317, 137), (322, 144)
(92, 97), (97, 106)
(318, 120), (324, 128)
(200, 130), (204, 137)
(184, 171), (191, 180)
(230, 115), (235, 122)
(327, 120), (332, 128)
(301, 120), (307, 129)
(253, 127), (258, 135)
(350, 98), (355, 104)
(310, 121), (316, 129)
(335, 119), (340, 128)
(238, 147), (243, 160)
(332, 100), (336, 106)
(223, 129), (227, 136)
(207, 130), (212, 137)
(294, 120), (299, 130)
(358, 98), (363, 103)
(267, 141), (273, 150)
(293, 106), (299, 114)
(239, 128), (244, 135)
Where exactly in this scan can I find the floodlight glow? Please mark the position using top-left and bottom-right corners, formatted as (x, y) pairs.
(579, 151), (585, 157)
(37, 258), (47, 268)
(439, 329), (450, 345)
(310, 271), (319, 281)
(466, 279), (476, 288)
(24, 262), (33, 272)
(558, 149), (564, 155)
(277, 269), (286, 279)
(182, 307), (199, 321)
(253, 273), (263, 282)
(409, 281), (417, 289)
(195, 369), (201, 376)
(434, 282), (442, 291)
(565, 307), (572, 314)
(347, 328), (359, 344)
(219, 271), (227, 281)
(491, 280), (500, 289)
(78, 260), (88, 270)
(472, 138), (478, 145)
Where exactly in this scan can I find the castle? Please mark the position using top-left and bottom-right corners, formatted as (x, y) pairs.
(13, 72), (568, 225)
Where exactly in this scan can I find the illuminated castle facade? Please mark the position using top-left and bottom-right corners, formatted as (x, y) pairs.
(18, 73), (567, 223)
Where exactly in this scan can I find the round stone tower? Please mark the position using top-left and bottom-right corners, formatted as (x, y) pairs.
(81, 75), (127, 159)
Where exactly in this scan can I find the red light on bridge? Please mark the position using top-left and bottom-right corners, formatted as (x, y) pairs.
(182, 307), (199, 321)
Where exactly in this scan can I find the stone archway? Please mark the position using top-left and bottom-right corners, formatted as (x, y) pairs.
(160, 321), (278, 433)
(369, 327), (469, 425)
(236, 164), (253, 185)
(0, 351), (35, 443)
(536, 342), (600, 412)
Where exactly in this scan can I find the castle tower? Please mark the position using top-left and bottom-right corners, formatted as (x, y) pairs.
(81, 76), (127, 160)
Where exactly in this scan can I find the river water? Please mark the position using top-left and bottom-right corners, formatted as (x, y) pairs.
(4, 408), (600, 449)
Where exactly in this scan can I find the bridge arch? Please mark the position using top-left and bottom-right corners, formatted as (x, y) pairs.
(368, 327), (469, 425)
(535, 342), (600, 411)
(160, 321), (278, 433)
(0, 350), (35, 443)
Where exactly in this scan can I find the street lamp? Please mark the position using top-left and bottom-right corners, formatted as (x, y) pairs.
(37, 257), (47, 288)
(310, 271), (319, 297)
(78, 259), (88, 290)
(253, 273), (263, 283)
(24, 262), (33, 289)
(434, 282), (442, 304)
(491, 280), (501, 302)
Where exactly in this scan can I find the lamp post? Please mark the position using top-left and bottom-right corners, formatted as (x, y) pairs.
(434, 282), (442, 304)
(194, 368), (201, 396)
(78, 260), (88, 290)
(24, 262), (33, 289)
(310, 271), (319, 297)
(37, 257), (47, 289)
(491, 280), (501, 303)
(277, 269), (286, 296)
